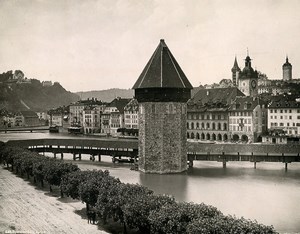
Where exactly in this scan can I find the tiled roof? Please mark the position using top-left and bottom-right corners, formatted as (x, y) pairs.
(133, 39), (193, 89)
(190, 87), (244, 106)
(19, 111), (38, 118)
(107, 97), (131, 113)
(124, 99), (138, 112)
(228, 96), (265, 111)
(268, 99), (300, 109)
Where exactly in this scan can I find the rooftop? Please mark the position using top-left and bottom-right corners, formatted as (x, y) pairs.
(133, 39), (193, 90)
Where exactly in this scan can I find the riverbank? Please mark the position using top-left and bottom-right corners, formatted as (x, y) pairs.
(0, 166), (108, 234)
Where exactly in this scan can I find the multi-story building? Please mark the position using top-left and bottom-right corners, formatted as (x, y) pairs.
(69, 98), (104, 126)
(228, 97), (267, 142)
(267, 98), (300, 138)
(69, 102), (85, 126)
(48, 107), (70, 132)
(101, 111), (111, 135)
(187, 87), (244, 142)
(19, 111), (40, 127)
(82, 106), (101, 134)
(124, 99), (139, 129)
(101, 97), (131, 136)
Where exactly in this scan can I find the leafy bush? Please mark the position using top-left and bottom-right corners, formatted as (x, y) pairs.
(186, 215), (276, 234)
(123, 194), (175, 233)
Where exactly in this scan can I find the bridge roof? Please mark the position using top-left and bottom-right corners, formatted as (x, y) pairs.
(6, 139), (300, 154)
(6, 138), (138, 149)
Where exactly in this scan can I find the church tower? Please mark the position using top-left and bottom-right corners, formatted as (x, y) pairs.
(238, 52), (258, 97)
(282, 56), (292, 81)
(133, 39), (193, 174)
(231, 56), (241, 86)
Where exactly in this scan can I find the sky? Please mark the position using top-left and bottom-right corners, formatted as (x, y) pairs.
(1, 0), (300, 92)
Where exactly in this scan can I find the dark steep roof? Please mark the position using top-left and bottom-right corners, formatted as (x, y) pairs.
(107, 97), (131, 113)
(282, 56), (292, 68)
(190, 87), (245, 106)
(231, 56), (241, 72)
(228, 96), (265, 111)
(133, 39), (193, 89)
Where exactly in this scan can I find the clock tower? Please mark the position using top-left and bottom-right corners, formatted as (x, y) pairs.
(238, 52), (258, 97)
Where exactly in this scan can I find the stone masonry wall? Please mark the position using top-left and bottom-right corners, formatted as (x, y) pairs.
(138, 102), (187, 173)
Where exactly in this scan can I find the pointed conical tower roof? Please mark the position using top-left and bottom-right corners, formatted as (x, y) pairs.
(133, 39), (193, 89)
(231, 56), (241, 72)
(133, 39), (192, 103)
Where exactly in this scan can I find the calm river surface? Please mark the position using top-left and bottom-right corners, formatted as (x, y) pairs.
(1, 132), (300, 233)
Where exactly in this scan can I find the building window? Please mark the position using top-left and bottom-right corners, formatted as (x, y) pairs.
(224, 123), (227, 130)
(289, 116), (292, 119)
(206, 123), (210, 129)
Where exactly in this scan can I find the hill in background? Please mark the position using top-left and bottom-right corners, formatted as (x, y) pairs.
(77, 87), (202, 103)
(77, 88), (134, 102)
(0, 71), (79, 112)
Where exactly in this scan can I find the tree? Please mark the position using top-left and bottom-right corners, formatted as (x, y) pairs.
(123, 194), (175, 233)
(149, 202), (222, 234)
(79, 170), (120, 212)
(186, 215), (276, 234)
(61, 170), (89, 200)
(97, 183), (152, 233)
(44, 160), (79, 192)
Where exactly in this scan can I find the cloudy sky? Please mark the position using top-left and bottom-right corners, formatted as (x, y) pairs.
(0, 0), (300, 92)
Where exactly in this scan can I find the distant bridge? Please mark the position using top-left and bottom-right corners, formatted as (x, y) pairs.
(0, 126), (49, 133)
(5, 138), (300, 170)
(5, 138), (138, 162)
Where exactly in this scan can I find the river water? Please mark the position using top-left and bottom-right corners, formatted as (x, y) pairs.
(1, 132), (300, 233)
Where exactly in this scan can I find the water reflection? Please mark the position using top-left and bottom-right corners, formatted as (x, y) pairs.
(139, 172), (188, 201)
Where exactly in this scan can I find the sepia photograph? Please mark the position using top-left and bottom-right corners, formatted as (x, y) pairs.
(0, 0), (300, 233)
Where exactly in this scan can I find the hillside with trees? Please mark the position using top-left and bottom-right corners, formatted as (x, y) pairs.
(0, 70), (79, 111)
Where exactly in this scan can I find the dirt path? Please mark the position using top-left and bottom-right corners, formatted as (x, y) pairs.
(0, 166), (108, 234)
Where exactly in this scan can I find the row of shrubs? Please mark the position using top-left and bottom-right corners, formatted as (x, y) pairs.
(0, 144), (277, 234)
